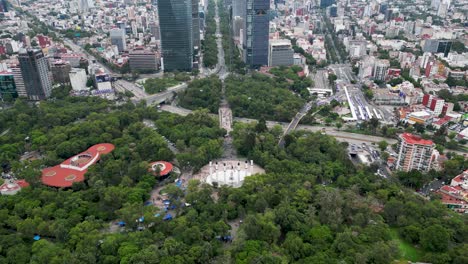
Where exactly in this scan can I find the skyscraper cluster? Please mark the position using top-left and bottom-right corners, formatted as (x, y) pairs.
(157, 0), (273, 71)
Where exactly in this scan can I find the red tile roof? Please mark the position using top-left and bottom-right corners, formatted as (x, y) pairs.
(148, 161), (173, 177)
(41, 143), (114, 187)
(400, 133), (434, 146)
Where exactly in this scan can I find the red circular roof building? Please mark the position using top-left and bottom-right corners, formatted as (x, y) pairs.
(0, 179), (29, 195)
(148, 161), (173, 178)
(41, 143), (115, 188)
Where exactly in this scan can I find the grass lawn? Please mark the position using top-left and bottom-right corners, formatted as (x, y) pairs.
(390, 228), (424, 262)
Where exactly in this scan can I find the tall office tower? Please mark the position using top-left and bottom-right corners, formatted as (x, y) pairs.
(158, 0), (193, 71)
(244, 0), (270, 68)
(110, 28), (127, 52)
(396, 133), (436, 172)
(11, 65), (27, 97)
(192, 0), (201, 50)
(373, 59), (389, 81)
(18, 49), (52, 100)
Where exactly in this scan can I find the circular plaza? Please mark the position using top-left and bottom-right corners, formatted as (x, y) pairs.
(194, 159), (265, 188)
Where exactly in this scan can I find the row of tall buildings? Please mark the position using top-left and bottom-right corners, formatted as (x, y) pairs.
(156, 0), (280, 71)
(0, 47), (106, 101)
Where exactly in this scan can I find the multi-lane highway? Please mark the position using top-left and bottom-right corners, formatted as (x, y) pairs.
(160, 103), (398, 145)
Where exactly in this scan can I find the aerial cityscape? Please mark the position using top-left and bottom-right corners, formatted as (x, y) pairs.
(0, 0), (467, 263)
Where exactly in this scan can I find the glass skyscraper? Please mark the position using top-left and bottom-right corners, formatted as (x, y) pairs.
(18, 49), (52, 101)
(158, 0), (193, 72)
(0, 73), (18, 101)
(244, 0), (269, 68)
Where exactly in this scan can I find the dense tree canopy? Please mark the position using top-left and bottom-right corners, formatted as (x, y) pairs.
(201, 0), (218, 68)
(225, 73), (305, 121)
(178, 76), (222, 114)
(0, 94), (466, 263)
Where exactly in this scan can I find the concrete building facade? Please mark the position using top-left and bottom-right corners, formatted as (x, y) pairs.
(129, 49), (159, 72)
(69, 68), (88, 91)
(18, 49), (52, 100)
(268, 39), (294, 67)
(396, 133), (435, 172)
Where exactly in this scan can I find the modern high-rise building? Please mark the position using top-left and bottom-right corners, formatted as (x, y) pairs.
(268, 39), (294, 67)
(396, 133), (436, 172)
(110, 28), (127, 52)
(18, 49), (53, 100)
(158, 0), (193, 71)
(373, 59), (389, 81)
(0, 72), (18, 100)
(11, 65), (27, 97)
(244, 0), (270, 68)
(422, 39), (452, 57)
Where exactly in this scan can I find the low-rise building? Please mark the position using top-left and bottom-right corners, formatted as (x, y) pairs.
(437, 170), (468, 214)
(373, 90), (406, 105)
(407, 110), (433, 125)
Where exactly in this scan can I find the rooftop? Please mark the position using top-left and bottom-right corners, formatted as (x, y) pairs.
(400, 133), (434, 146)
(148, 161), (173, 177)
(41, 143), (115, 187)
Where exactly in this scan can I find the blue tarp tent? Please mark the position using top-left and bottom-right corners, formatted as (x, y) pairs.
(118, 221), (126, 227)
(138, 216), (145, 223)
(33, 235), (41, 241)
(163, 213), (173, 221)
